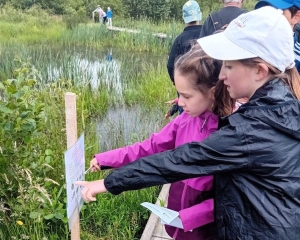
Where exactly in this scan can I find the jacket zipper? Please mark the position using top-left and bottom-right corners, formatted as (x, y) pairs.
(200, 118), (207, 132)
(173, 117), (208, 238)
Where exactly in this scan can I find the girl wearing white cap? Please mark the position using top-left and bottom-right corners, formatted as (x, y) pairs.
(76, 7), (300, 239)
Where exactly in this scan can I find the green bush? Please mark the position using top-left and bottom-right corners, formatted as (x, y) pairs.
(63, 6), (89, 30)
(0, 60), (67, 239)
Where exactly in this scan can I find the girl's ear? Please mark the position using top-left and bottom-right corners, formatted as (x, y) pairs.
(209, 86), (216, 100)
(292, 10), (300, 25)
(256, 63), (269, 82)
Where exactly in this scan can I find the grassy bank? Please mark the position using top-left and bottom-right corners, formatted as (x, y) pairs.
(0, 0), (257, 53)
(0, 5), (181, 53)
(0, 9), (176, 237)
(0, 56), (175, 239)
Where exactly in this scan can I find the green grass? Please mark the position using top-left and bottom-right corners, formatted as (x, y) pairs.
(0, 55), (175, 239)
(0, 6), (180, 54)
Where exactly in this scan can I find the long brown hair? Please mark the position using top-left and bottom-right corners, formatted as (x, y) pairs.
(239, 58), (300, 100)
(175, 44), (235, 117)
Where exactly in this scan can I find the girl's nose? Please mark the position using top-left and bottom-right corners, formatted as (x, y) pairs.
(178, 96), (184, 107)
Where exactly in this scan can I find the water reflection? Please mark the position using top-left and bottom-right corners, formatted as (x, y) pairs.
(0, 44), (168, 143)
(0, 45), (165, 94)
(97, 105), (165, 151)
(47, 53), (123, 95)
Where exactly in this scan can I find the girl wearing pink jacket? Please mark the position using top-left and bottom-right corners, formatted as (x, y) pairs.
(89, 45), (234, 239)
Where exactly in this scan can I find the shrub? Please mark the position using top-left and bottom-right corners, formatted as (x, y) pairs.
(0, 60), (67, 239)
(63, 7), (89, 30)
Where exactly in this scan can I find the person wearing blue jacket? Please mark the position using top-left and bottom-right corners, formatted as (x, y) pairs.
(106, 7), (113, 28)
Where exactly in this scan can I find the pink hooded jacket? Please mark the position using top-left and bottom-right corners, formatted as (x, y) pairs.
(95, 111), (218, 240)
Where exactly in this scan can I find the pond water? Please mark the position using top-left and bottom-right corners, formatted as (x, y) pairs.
(0, 44), (165, 90)
(0, 44), (170, 149)
(97, 105), (167, 151)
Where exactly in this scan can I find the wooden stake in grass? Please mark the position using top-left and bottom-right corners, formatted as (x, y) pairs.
(65, 92), (80, 240)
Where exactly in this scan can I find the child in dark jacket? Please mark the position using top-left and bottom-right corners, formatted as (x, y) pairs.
(83, 45), (234, 239)
(77, 7), (300, 240)
(166, 0), (203, 116)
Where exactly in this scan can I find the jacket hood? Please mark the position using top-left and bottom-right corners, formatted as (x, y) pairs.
(238, 78), (300, 140)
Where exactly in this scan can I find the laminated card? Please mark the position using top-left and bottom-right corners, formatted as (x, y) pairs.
(141, 202), (183, 229)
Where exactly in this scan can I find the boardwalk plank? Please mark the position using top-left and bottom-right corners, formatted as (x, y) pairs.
(140, 184), (171, 240)
(107, 26), (168, 39)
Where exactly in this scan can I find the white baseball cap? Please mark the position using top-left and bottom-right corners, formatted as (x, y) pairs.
(197, 6), (294, 72)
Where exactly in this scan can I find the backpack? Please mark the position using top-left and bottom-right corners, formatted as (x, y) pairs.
(209, 13), (228, 32)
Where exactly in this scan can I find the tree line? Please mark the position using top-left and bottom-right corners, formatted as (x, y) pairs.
(0, 0), (251, 22)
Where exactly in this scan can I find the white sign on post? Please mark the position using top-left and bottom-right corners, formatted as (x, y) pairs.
(64, 133), (85, 228)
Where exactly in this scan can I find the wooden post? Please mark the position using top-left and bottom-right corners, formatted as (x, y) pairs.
(65, 92), (80, 240)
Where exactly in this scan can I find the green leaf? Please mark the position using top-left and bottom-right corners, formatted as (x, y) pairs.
(20, 111), (31, 119)
(14, 90), (23, 99)
(45, 149), (53, 155)
(56, 185), (64, 200)
(0, 82), (5, 90)
(44, 214), (55, 220)
(22, 86), (29, 92)
(21, 68), (29, 73)
(7, 102), (17, 109)
(21, 123), (34, 131)
(20, 152), (30, 158)
(0, 106), (13, 114)
(4, 122), (13, 131)
(27, 79), (36, 87)
(55, 212), (64, 220)
(29, 212), (39, 219)
(36, 104), (45, 113)
(24, 135), (31, 143)
(6, 85), (17, 94)
(6, 79), (14, 85)
(31, 162), (37, 169)
(45, 156), (51, 163)
(26, 118), (36, 123)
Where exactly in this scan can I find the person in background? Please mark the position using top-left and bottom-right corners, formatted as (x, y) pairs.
(102, 10), (107, 24)
(199, 0), (246, 38)
(106, 7), (113, 28)
(93, 5), (105, 24)
(87, 45), (234, 239)
(255, 0), (300, 73)
(166, 0), (202, 117)
(107, 49), (113, 62)
(76, 7), (300, 239)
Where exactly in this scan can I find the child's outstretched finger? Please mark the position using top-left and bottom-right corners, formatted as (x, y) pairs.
(74, 179), (107, 203)
(74, 181), (87, 187)
(74, 181), (90, 203)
